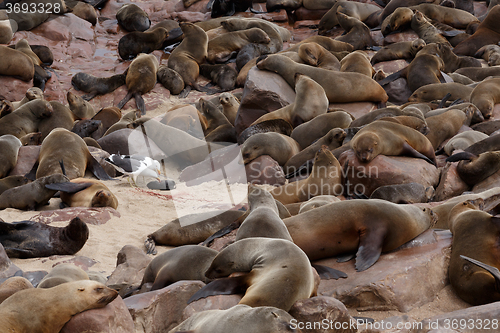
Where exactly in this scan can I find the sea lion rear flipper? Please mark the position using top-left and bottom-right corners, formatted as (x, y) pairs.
(201, 219), (243, 246)
(88, 155), (114, 180)
(179, 86), (192, 99)
(134, 93), (146, 115)
(355, 226), (386, 271)
(445, 151), (476, 163)
(460, 255), (500, 291)
(24, 162), (39, 181)
(435, 147), (445, 155)
(401, 142), (436, 166)
(117, 92), (133, 109)
(311, 264), (348, 280)
(376, 68), (406, 87)
(336, 253), (356, 263)
(45, 182), (94, 193)
(82, 93), (97, 101)
(4, 248), (35, 259)
(437, 93), (452, 109)
(187, 276), (247, 304)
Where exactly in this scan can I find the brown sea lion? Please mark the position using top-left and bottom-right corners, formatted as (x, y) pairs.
(318, 0), (380, 34)
(417, 42), (481, 73)
(0, 45), (34, 81)
(241, 132), (301, 166)
(0, 175), (30, 195)
(378, 116), (429, 134)
(0, 134), (22, 178)
(370, 182), (434, 203)
(71, 1), (97, 25)
(256, 54), (388, 104)
(334, 12), (373, 50)
(219, 92), (239, 125)
(118, 27), (169, 60)
(37, 264), (89, 289)
(284, 36), (354, 54)
(11, 87), (44, 111)
(0, 12), (16, 44)
(14, 39), (50, 90)
(409, 82), (473, 102)
(0, 277), (33, 304)
(349, 107), (424, 128)
(46, 178), (118, 209)
(284, 199), (437, 271)
(446, 151), (500, 186)
(0, 280), (117, 332)
(90, 106), (122, 139)
(442, 130), (489, 155)
(38, 101), (77, 140)
(339, 50), (374, 77)
(199, 64), (237, 91)
(425, 108), (472, 149)
(156, 65), (184, 95)
(0, 100), (52, 138)
(71, 72), (127, 101)
(116, 3), (150, 32)
(475, 44), (500, 66)
(470, 77), (500, 119)
(207, 27), (270, 63)
(237, 119), (293, 145)
(454, 66), (500, 81)
(411, 10), (451, 46)
(220, 18), (283, 54)
(297, 42), (341, 71)
(370, 39), (426, 65)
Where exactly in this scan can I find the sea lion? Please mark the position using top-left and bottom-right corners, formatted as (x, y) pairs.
(237, 119), (293, 145)
(167, 22), (210, 97)
(472, 120), (500, 135)
(417, 42), (481, 73)
(446, 151), (500, 186)
(448, 202), (500, 305)
(199, 64), (237, 91)
(339, 50), (374, 77)
(372, 40), (426, 65)
(46, 178), (118, 209)
(0, 216), (88, 258)
(334, 12), (373, 50)
(256, 54), (388, 104)
(71, 72), (127, 101)
(297, 42), (341, 71)
(219, 92), (239, 125)
(14, 39), (51, 90)
(72, 119), (101, 138)
(145, 210), (244, 253)
(475, 44), (500, 66)
(350, 120), (437, 165)
(0, 100), (52, 138)
(117, 53), (158, 115)
(11, 87), (44, 111)
(349, 107), (424, 128)
(0, 11), (16, 44)
(211, 0), (254, 17)
(442, 131), (489, 155)
(464, 134), (500, 155)
(470, 77), (500, 119)
(0, 45), (34, 81)
(235, 43), (268, 71)
(409, 82), (473, 103)
(271, 146), (343, 205)
(453, 5), (500, 56)
(425, 102), (483, 124)
(0, 134), (22, 178)
(37, 101), (77, 140)
(369, 182), (435, 203)
(425, 108), (472, 149)
(116, 3), (150, 32)
(241, 132), (301, 166)
(251, 74), (329, 127)
(283, 199), (437, 270)
(454, 67), (500, 81)
(207, 27), (270, 63)
(36, 128), (111, 180)
(298, 195), (340, 214)
(89, 106), (122, 139)
(156, 65), (184, 95)
(448, 72), (474, 85)
(168, 305), (298, 333)
(318, 1), (380, 34)
(377, 116), (429, 134)
(0, 175), (30, 195)
(0, 280), (117, 332)
(71, 1), (97, 25)
(118, 27), (169, 60)
(190, 237), (316, 311)
(284, 36), (353, 54)
(291, 111), (353, 149)
(381, 7), (414, 35)
(198, 98), (237, 142)
(37, 264), (89, 288)
(0, 277), (33, 304)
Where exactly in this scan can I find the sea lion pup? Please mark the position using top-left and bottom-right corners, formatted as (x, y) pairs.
(284, 36), (354, 54)
(11, 87), (44, 110)
(169, 304), (298, 333)
(251, 74), (329, 127)
(207, 27), (270, 63)
(284, 199), (437, 271)
(270, 147), (343, 205)
(67, 91), (95, 119)
(284, 128), (346, 175)
(339, 50), (374, 77)
(37, 264), (89, 288)
(0, 99), (52, 138)
(71, 72), (127, 101)
(118, 27), (169, 60)
(470, 77), (500, 119)
(199, 63), (237, 91)
(441, 130), (489, 156)
(117, 53), (158, 115)
(0, 176), (30, 195)
(349, 107), (424, 128)
(447, 201), (500, 305)
(14, 38), (51, 90)
(0, 277), (33, 304)
(454, 67), (500, 82)
(189, 237), (316, 311)
(238, 119), (293, 145)
(446, 151), (500, 186)
(298, 195), (340, 214)
(334, 12), (374, 50)
(425, 108), (472, 150)
(219, 92), (239, 125)
(116, 3), (150, 32)
(256, 54), (388, 104)
(0, 174), (68, 210)
(198, 97), (237, 142)
(475, 44), (500, 66)
(45, 178), (118, 209)
(0, 216), (88, 258)
(453, 5), (500, 56)
(297, 42), (341, 71)
(318, 0), (380, 34)
(140, 245), (219, 292)
(0, 134), (22, 178)
(371, 39), (426, 65)
(167, 22), (212, 98)
(350, 120), (437, 165)
(36, 128), (111, 180)
(377, 116), (429, 135)
(417, 42), (481, 73)
(369, 182), (435, 204)
(409, 82), (473, 103)
(291, 111), (353, 149)
(0, 280), (117, 332)
(70, 1), (97, 25)
(144, 210), (244, 253)
(241, 132), (301, 166)
(157, 65), (185, 95)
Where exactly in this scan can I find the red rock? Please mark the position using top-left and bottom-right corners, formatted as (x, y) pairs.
(182, 295), (242, 320)
(245, 155), (286, 186)
(8, 145), (40, 177)
(0, 76), (33, 102)
(317, 230), (452, 312)
(60, 296), (134, 333)
(383, 31), (419, 44)
(372, 59), (409, 75)
(473, 167), (500, 193)
(371, 30), (384, 46)
(125, 281), (205, 333)
(434, 162), (469, 202)
(329, 102), (377, 120)
(474, 1), (488, 18)
(339, 150), (440, 197)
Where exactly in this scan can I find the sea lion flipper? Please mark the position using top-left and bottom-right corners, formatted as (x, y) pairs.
(460, 255), (500, 290)
(445, 151), (477, 163)
(355, 227), (385, 272)
(187, 276), (247, 304)
(82, 93), (97, 101)
(24, 162), (39, 181)
(401, 142), (436, 166)
(134, 93), (146, 115)
(201, 220), (242, 246)
(88, 155), (114, 180)
(144, 236), (157, 255)
(336, 253), (356, 263)
(45, 182), (93, 194)
(311, 264), (348, 280)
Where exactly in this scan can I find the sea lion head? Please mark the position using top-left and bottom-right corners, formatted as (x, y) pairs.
(62, 217), (90, 253)
(411, 39), (426, 54)
(352, 132), (379, 163)
(69, 280), (118, 310)
(91, 189), (118, 209)
(325, 128), (346, 147)
(422, 207), (438, 228)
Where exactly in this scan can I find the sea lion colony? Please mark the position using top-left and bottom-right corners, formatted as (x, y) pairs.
(2, 0), (500, 330)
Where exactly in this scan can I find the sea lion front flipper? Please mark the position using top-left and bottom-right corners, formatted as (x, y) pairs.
(179, 86), (192, 99)
(401, 142), (436, 166)
(445, 151), (476, 163)
(336, 253), (356, 263)
(187, 276), (248, 304)
(45, 182), (94, 194)
(460, 255), (500, 291)
(82, 93), (97, 101)
(311, 264), (348, 280)
(355, 226), (386, 272)
(201, 219), (243, 246)
(24, 161), (39, 181)
(88, 154), (114, 180)
(4, 248), (36, 259)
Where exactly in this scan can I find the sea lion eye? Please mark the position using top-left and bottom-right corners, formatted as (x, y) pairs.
(96, 287), (104, 292)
